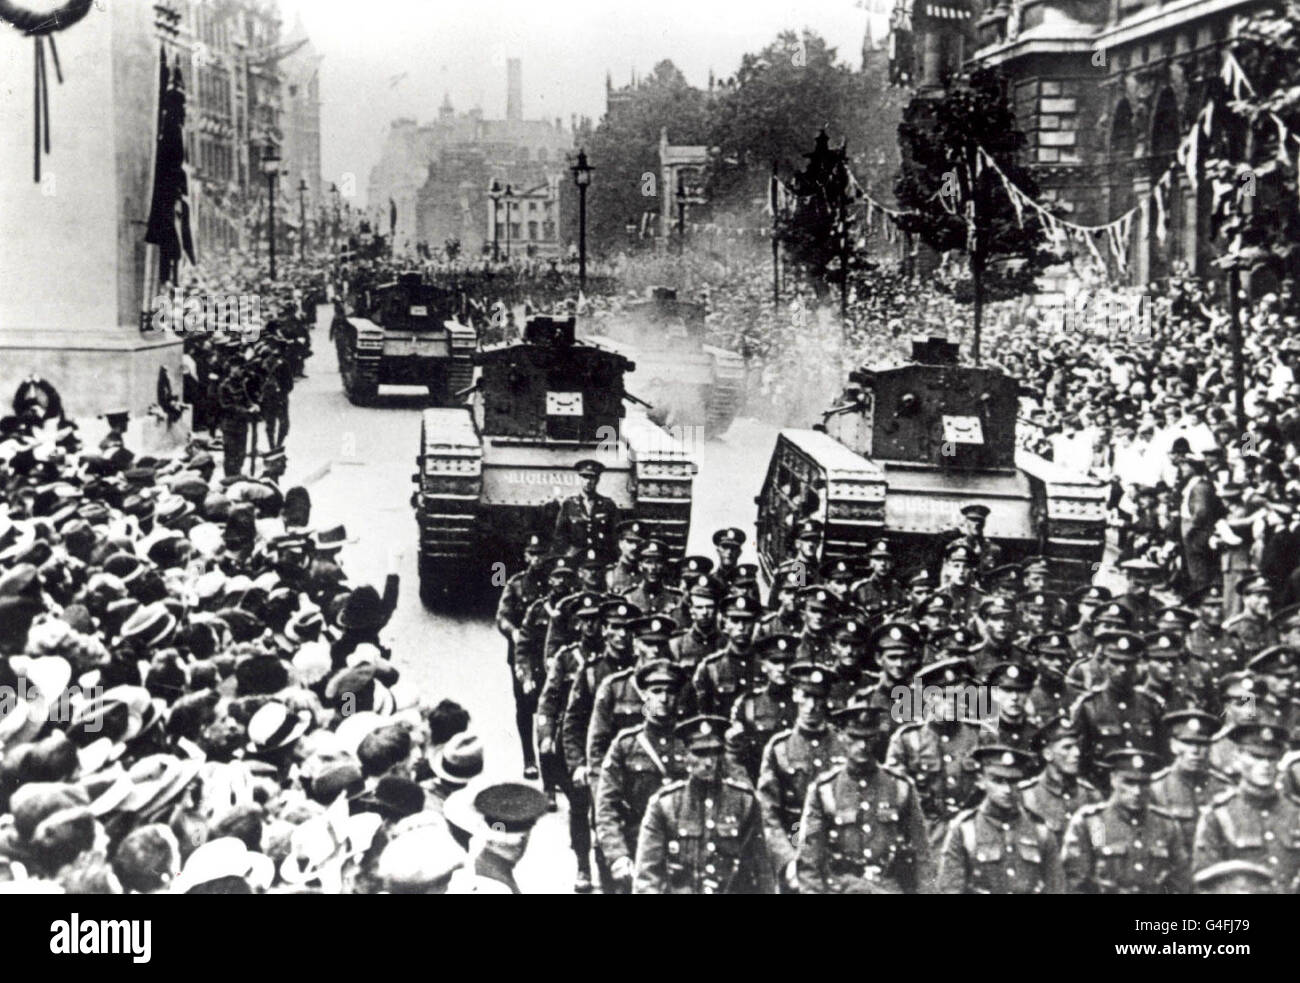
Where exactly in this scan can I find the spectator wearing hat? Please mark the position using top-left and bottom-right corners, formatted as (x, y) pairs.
(727, 634), (799, 784)
(757, 663), (846, 892)
(1069, 630), (1166, 783)
(668, 575), (723, 670)
(605, 520), (644, 595)
(797, 702), (929, 894)
(692, 593), (761, 720)
(1193, 721), (1300, 893)
(551, 459), (618, 561)
(594, 660), (689, 895)
(1017, 716), (1101, 845)
(633, 715), (773, 894)
(1176, 454), (1224, 593)
(936, 745), (1062, 894)
(1224, 574), (1279, 658)
(1148, 710), (1232, 845)
(1061, 748), (1190, 894)
(445, 782), (550, 894)
(515, 556), (579, 781)
(622, 539), (682, 621)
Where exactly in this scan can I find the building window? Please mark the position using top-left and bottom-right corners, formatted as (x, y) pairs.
(528, 221), (538, 240)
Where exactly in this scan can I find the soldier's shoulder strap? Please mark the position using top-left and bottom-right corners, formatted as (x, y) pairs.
(1149, 804), (1179, 824)
(1150, 765), (1173, 782)
(762, 728), (793, 760)
(1077, 801), (1107, 818)
(1211, 787), (1238, 808)
(651, 778), (688, 804)
(1207, 766), (1233, 786)
(955, 807), (979, 854)
(1023, 804), (1051, 830)
(1017, 775), (1039, 791)
(1078, 777), (1101, 797)
(1222, 612), (1249, 629)
(612, 723), (644, 748)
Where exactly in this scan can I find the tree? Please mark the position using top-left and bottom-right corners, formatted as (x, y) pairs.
(583, 61), (709, 257)
(893, 68), (1056, 362)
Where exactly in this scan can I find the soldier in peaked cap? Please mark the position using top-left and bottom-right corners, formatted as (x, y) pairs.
(905, 568), (936, 619)
(936, 745), (1063, 894)
(796, 586), (838, 668)
(1018, 716), (1101, 845)
(756, 567), (804, 641)
(935, 541), (987, 622)
(984, 563), (1023, 600)
(622, 539), (683, 620)
(1026, 632), (1075, 724)
(1021, 556), (1052, 594)
(981, 662), (1041, 755)
(918, 594), (956, 656)
(692, 592), (761, 720)
(727, 634), (799, 784)
(1018, 590), (1062, 637)
(712, 527), (746, 588)
(924, 624), (979, 669)
(594, 660), (690, 894)
(1246, 644), (1300, 730)
(769, 521), (821, 603)
(552, 459), (618, 561)
(676, 554), (714, 596)
(939, 502), (1002, 575)
(1062, 748), (1191, 894)
(670, 574), (723, 672)
(1115, 557), (1164, 633)
(445, 782), (550, 895)
(1069, 629), (1167, 784)
(969, 595), (1021, 681)
(867, 620), (924, 713)
(797, 702), (930, 894)
(1271, 601), (1300, 650)
(757, 663), (847, 892)
(1193, 722), (1300, 892)
(606, 520), (645, 595)
(1140, 629), (1215, 713)
(819, 557), (858, 606)
(850, 540), (907, 617)
(1224, 574), (1278, 657)
(1149, 709), (1232, 845)
(826, 617), (878, 712)
(515, 556), (579, 782)
(1210, 673), (1283, 779)
(633, 715), (774, 894)
(1066, 583), (1112, 659)
(1065, 602), (1134, 697)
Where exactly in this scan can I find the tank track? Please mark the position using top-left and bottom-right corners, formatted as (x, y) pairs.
(703, 346), (746, 437)
(338, 319), (382, 404)
(445, 321), (477, 400)
(416, 409), (483, 587)
(623, 413), (696, 557)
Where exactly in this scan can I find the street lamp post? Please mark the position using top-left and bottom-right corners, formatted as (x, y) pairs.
(502, 184), (515, 261)
(330, 182), (340, 266)
(262, 144), (281, 280)
(571, 148), (593, 291)
(676, 174), (687, 257)
(488, 179), (502, 262)
(298, 177), (309, 260)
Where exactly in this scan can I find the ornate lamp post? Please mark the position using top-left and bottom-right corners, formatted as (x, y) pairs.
(571, 148), (593, 289)
(261, 143), (281, 280)
(297, 177), (309, 260)
(488, 179), (503, 262)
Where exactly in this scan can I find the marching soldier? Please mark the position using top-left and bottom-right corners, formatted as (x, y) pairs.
(918, 595), (957, 658)
(692, 593), (761, 719)
(606, 520), (644, 595)
(542, 551), (608, 662)
(865, 621), (924, 715)
(795, 586), (837, 668)
(820, 557), (859, 610)
(516, 556), (578, 781)
(850, 540), (908, 617)
(1246, 644), (1300, 731)
(826, 617), (876, 710)
(756, 569), (804, 640)
(1114, 557), (1163, 633)
(496, 536), (550, 775)
(796, 702), (930, 894)
(1065, 584), (1112, 659)
(939, 503), (1002, 574)
(1026, 632), (1075, 723)
(712, 527), (746, 589)
(1193, 721), (1300, 893)
(727, 634), (799, 784)
(1140, 629), (1214, 712)
(969, 596), (1022, 681)
(768, 521), (821, 606)
(981, 662), (1041, 754)
(594, 660), (690, 894)
(1224, 574), (1278, 658)
(552, 459), (618, 560)
(622, 539), (683, 618)
(587, 615), (679, 772)
(1061, 748), (1191, 894)
(935, 543), (987, 622)
(1018, 716), (1101, 844)
(936, 745), (1063, 894)
(1185, 583), (1243, 682)
(757, 663), (848, 893)
(1149, 709), (1232, 846)
(669, 575), (722, 668)
(1065, 602), (1134, 698)
(1069, 629), (1166, 783)
(634, 715), (775, 894)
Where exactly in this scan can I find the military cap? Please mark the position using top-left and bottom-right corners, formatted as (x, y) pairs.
(754, 634), (799, 663)
(1119, 557), (1161, 579)
(631, 615), (678, 643)
(522, 534), (547, 555)
(1162, 709), (1218, 745)
(799, 586), (838, 612)
(1219, 671), (1266, 704)
(1095, 629), (1145, 660)
(598, 600), (642, 624)
(733, 562), (759, 584)
(1236, 574), (1272, 597)
(1144, 631), (1186, 659)
(687, 574), (723, 600)
(573, 459), (604, 478)
(1270, 602), (1300, 631)
(821, 557), (857, 582)
(634, 659), (688, 691)
(1071, 584), (1113, 605)
(1027, 632), (1072, 656)
(675, 715), (730, 753)
(985, 661), (1036, 691)
(773, 567), (807, 590)
(915, 657), (973, 688)
(920, 593), (954, 616)
(908, 569), (934, 588)
(473, 782), (549, 832)
(870, 621), (922, 653)
(578, 549), (606, 570)
(571, 592), (606, 619)
(1103, 748), (1163, 778)
(978, 595), (1016, 619)
(832, 617), (868, 642)
(788, 663), (836, 695)
(1221, 720), (1288, 756)
(831, 702), (890, 738)
(1193, 860), (1278, 893)
(1095, 602), (1134, 628)
(639, 539), (668, 560)
(795, 520), (823, 542)
(1247, 644), (1299, 675)
(960, 504), (991, 520)
(1036, 715), (1080, 748)
(721, 593), (760, 619)
(972, 745), (1035, 778)
(678, 555), (713, 577)
(858, 540), (889, 561)
(934, 625), (981, 653)
(944, 544), (975, 565)
(986, 564), (1022, 588)
(712, 528), (746, 548)
(546, 555), (578, 578)
(1021, 557), (1051, 577)
(1021, 590), (1059, 612)
(616, 520), (646, 542)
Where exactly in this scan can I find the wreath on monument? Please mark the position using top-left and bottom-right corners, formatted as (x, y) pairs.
(0, 0), (96, 182)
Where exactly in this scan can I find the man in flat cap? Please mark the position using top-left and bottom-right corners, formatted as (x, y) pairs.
(1149, 709), (1232, 845)
(1062, 748), (1191, 894)
(1018, 716), (1101, 845)
(1069, 629), (1167, 784)
(936, 745), (1063, 894)
(757, 663), (848, 892)
(552, 459), (618, 561)
(727, 634), (799, 784)
(595, 660), (690, 894)
(796, 702), (929, 894)
(1193, 721), (1300, 892)
(634, 716), (774, 894)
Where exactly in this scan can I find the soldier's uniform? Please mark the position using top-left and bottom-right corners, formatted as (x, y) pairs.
(669, 623), (722, 672)
(693, 647), (755, 719)
(1224, 609), (1279, 659)
(754, 606), (802, 641)
(587, 666), (651, 776)
(624, 579), (684, 620)
(1149, 763), (1232, 846)
(1069, 630), (1166, 781)
(796, 628), (833, 669)
(1062, 750), (1191, 894)
(936, 746), (1063, 894)
(552, 459), (619, 560)
(1186, 621), (1244, 681)
(727, 635), (799, 784)
(851, 574), (908, 620)
(1019, 770), (1102, 845)
(606, 559), (642, 596)
(981, 662), (1041, 754)
(797, 704), (929, 894)
(217, 360), (259, 478)
(633, 716), (775, 894)
(560, 603), (642, 781)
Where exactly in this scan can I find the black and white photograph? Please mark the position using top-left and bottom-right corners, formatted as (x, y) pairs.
(0, 0), (1293, 928)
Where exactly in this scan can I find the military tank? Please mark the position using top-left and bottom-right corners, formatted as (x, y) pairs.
(412, 314), (698, 606)
(584, 287), (745, 437)
(332, 271), (476, 406)
(755, 337), (1107, 591)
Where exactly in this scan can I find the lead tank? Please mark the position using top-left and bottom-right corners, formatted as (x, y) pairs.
(755, 337), (1107, 590)
(413, 314), (697, 606)
(333, 271), (476, 405)
(585, 287), (744, 437)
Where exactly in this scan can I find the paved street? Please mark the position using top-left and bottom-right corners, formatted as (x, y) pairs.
(284, 307), (778, 890)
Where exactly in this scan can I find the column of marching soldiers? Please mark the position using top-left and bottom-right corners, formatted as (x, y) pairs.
(495, 486), (1300, 894)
